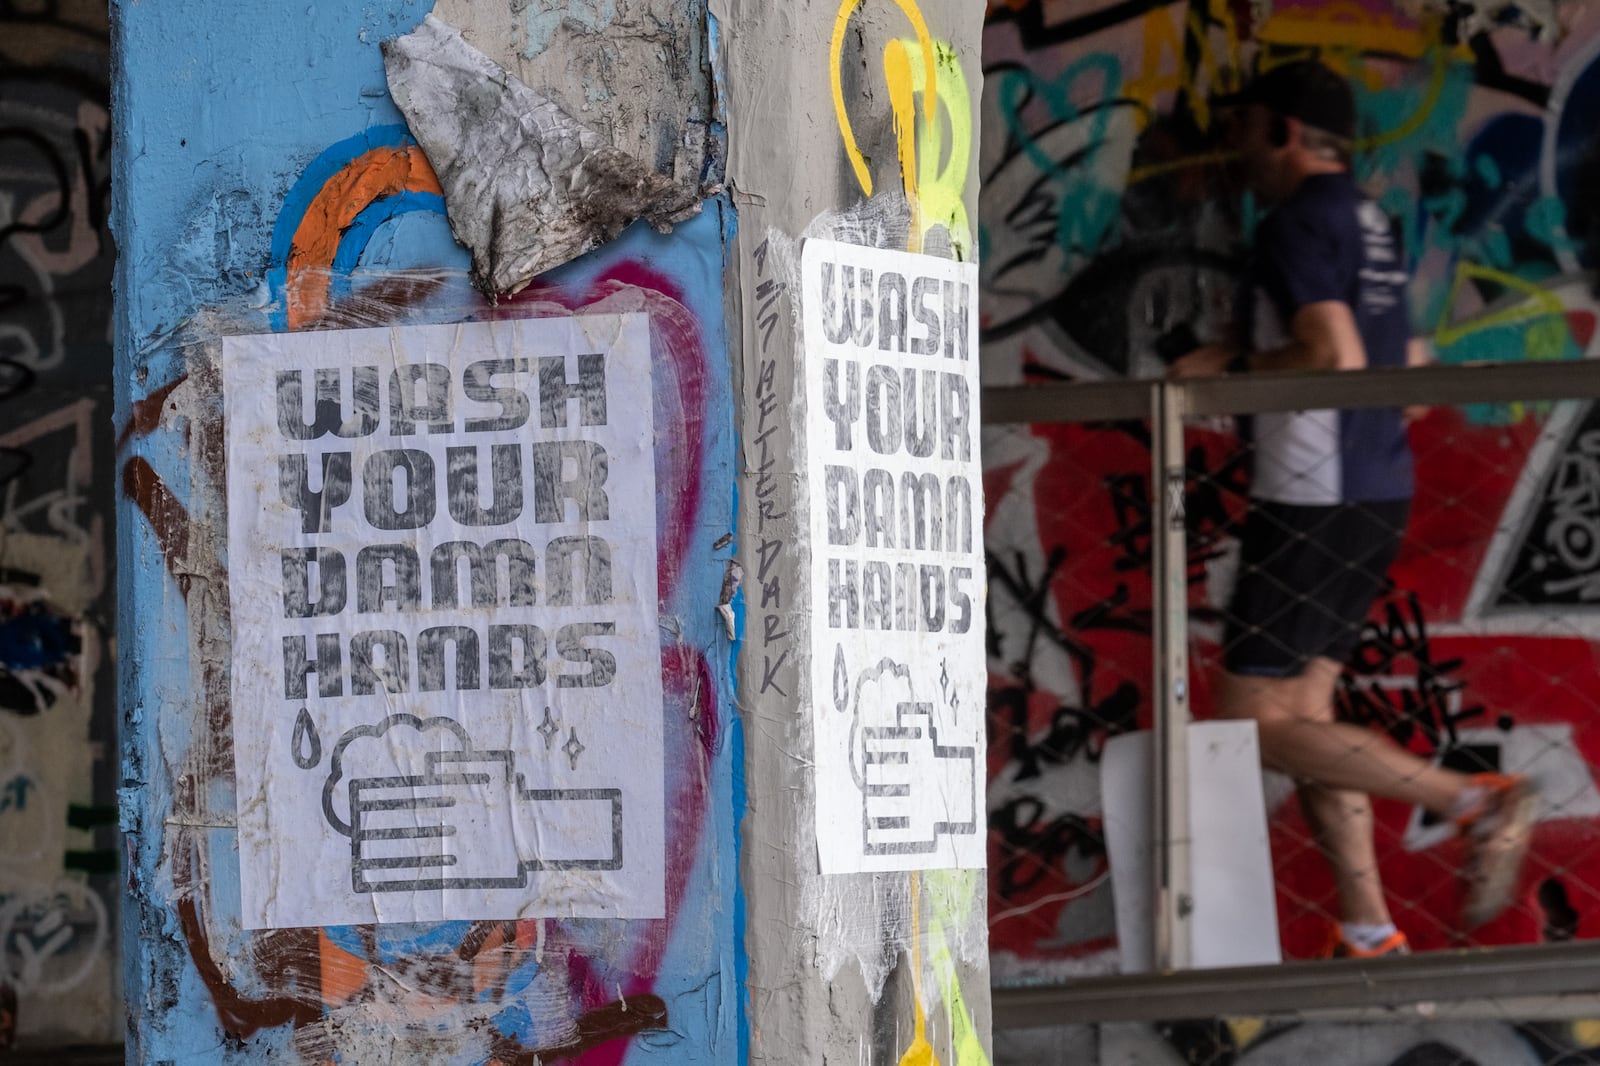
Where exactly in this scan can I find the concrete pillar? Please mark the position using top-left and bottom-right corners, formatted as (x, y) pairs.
(113, 0), (986, 1061)
(714, 0), (991, 1062)
(113, 2), (740, 1061)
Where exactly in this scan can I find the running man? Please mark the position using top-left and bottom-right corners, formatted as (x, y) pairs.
(1168, 59), (1536, 956)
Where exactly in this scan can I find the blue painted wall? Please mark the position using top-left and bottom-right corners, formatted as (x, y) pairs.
(112, 2), (741, 1061)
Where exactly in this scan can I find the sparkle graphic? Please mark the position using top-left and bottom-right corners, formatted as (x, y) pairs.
(562, 728), (586, 770)
(537, 707), (560, 749)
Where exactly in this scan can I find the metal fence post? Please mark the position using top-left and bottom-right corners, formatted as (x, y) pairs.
(1151, 380), (1193, 972)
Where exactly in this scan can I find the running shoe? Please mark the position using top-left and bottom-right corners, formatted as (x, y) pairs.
(1317, 926), (1410, 959)
(1458, 773), (1537, 928)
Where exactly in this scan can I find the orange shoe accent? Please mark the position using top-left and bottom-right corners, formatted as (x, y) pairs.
(1316, 926), (1410, 959)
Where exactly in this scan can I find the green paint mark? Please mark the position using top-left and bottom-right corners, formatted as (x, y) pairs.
(924, 869), (989, 1066)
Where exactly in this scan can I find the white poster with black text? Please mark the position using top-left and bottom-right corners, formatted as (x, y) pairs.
(801, 240), (985, 875)
(223, 315), (663, 928)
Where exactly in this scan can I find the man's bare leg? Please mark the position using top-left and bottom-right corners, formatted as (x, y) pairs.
(1216, 661), (1468, 815)
(1218, 657), (1537, 934)
(1216, 658), (1399, 927)
(1299, 784), (1388, 925)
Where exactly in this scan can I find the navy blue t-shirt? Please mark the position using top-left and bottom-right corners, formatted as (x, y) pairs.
(1238, 172), (1414, 504)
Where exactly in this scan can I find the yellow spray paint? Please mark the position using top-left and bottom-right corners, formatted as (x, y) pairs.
(1435, 262), (1568, 356)
(896, 869), (990, 1066)
(1122, 5), (1186, 118)
(1354, 44), (1454, 152)
(830, 0), (978, 256)
(830, 0), (937, 199)
(899, 871), (941, 1066)
(1227, 1017), (1265, 1048)
(1258, 1), (1436, 57)
(884, 38), (925, 250)
(1123, 0), (1243, 132)
(1436, 262), (1571, 421)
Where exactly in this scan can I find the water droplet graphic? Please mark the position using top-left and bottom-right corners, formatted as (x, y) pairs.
(833, 644), (849, 714)
(291, 707), (322, 769)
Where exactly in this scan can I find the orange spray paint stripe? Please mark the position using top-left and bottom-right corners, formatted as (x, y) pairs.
(284, 144), (442, 330)
(317, 928), (369, 1006)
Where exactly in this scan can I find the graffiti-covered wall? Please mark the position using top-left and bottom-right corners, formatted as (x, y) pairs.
(0, 0), (121, 1050)
(112, 1), (743, 1061)
(980, 0), (1600, 1028)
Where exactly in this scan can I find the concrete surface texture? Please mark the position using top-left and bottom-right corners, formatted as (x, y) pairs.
(109, 0), (988, 1062)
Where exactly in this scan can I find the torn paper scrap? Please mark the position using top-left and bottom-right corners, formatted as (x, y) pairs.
(382, 14), (710, 298)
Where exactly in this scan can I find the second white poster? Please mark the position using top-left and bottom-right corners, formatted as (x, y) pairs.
(801, 239), (987, 876)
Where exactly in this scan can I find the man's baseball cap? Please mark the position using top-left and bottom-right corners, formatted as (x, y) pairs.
(1213, 59), (1356, 140)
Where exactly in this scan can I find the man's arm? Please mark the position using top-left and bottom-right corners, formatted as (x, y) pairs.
(1168, 300), (1365, 378)
(1403, 336), (1434, 423)
(1238, 300), (1366, 372)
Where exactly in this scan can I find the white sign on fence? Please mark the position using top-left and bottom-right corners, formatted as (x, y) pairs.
(801, 239), (986, 875)
(224, 315), (663, 929)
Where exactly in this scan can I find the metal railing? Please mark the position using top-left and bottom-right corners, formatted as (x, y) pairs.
(985, 357), (1600, 1024)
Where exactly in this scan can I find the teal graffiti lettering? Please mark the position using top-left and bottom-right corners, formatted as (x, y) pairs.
(0, 775), (32, 813)
(1527, 196), (1583, 256)
(995, 53), (1127, 262)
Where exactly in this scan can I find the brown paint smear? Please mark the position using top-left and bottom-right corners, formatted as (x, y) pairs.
(125, 456), (320, 1037)
(118, 374), (188, 449)
(494, 995), (669, 1065)
(172, 839), (323, 1037)
(121, 456), (190, 584)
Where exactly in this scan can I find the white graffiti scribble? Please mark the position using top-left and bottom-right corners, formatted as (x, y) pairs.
(0, 880), (108, 995)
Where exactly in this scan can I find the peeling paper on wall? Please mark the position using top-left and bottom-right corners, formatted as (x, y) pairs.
(382, 14), (712, 299)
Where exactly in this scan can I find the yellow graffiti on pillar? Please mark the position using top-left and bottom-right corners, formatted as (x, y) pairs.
(899, 871), (941, 1066)
(884, 38), (925, 248)
(831, 0), (937, 198)
(894, 39), (974, 257)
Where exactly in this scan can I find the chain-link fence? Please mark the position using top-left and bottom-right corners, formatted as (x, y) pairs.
(986, 360), (1600, 1026)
